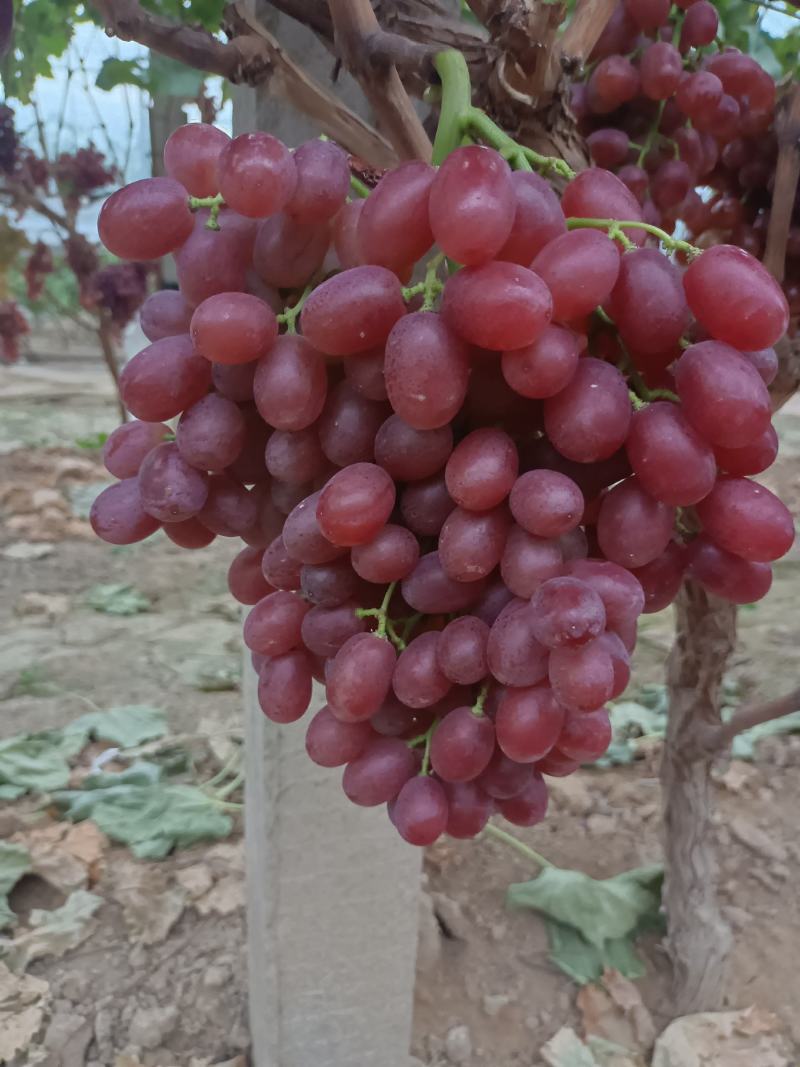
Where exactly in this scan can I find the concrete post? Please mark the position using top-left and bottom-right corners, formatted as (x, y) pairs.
(236, 10), (421, 1062)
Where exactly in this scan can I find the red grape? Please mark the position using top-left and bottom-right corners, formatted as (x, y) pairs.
(317, 462), (396, 547)
(163, 123), (229, 197)
(684, 245), (789, 350)
(695, 477), (794, 562)
(428, 145), (515, 265)
(383, 312), (470, 429)
(98, 177), (193, 260)
(90, 478), (160, 545)
(216, 132), (296, 218)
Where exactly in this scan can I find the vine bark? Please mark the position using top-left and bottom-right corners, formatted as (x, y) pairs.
(662, 582), (736, 1013)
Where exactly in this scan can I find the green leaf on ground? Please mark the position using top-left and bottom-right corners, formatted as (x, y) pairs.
(86, 583), (150, 615)
(545, 918), (650, 985)
(74, 432), (109, 451)
(596, 700), (668, 767)
(509, 864), (663, 948)
(509, 865), (663, 984)
(0, 844), (31, 931)
(54, 762), (233, 859)
(0, 706), (167, 798)
(66, 705), (167, 749)
(0, 734), (74, 795)
(1, 890), (102, 972)
(67, 481), (111, 519)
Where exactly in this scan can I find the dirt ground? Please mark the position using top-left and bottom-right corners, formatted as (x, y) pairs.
(1, 360), (799, 1067)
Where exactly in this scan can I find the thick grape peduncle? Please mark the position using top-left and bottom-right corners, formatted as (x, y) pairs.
(431, 50), (575, 180)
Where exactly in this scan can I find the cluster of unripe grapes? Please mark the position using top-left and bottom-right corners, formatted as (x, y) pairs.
(92, 113), (793, 846)
(575, 0), (797, 323)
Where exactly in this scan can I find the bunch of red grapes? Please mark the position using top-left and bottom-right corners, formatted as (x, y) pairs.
(92, 116), (793, 846)
(575, 0), (797, 324)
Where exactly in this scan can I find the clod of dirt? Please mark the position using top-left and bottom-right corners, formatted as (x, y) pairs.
(444, 1024), (472, 1064)
(127, 1004), (179, 1050)
(651, 1006), (793, 1067)
(0, 962), (50, 1063)
(109, 859), (187, 946)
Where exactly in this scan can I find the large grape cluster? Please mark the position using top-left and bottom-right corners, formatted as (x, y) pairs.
(92, 118), (793, 846)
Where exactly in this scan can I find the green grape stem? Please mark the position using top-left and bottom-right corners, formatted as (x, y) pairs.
(567, 217), (701, 258)
(636, 99), (666, 168)
(483, 823), (556, 868)
(188, 193), (224, 230)
(402, 252), (446, 309)
(349, 174), (371, 199)
(356, 582), (407, 650)
(276, 283), (314, 334)
(471, 680), (490, 717)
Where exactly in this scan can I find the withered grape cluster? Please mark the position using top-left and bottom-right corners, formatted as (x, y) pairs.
(93, 116), (793, 846)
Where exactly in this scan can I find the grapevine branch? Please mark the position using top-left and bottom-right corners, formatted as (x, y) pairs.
(90, 0), (397, 165)
(702, 685), (800, 752)
(326, 0), (433, 161)
(763, 82), (800, 283)
(764, 82), (800, 409)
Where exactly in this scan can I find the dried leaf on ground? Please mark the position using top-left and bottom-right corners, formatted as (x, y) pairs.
(194, 875), (244, 917)
(86, 582), (150, 615)
(0, 962), (50, 1063)
(651, 1007), (792, 1067)
(12, 821), (107, 893)
(0, 842), (31, 929)
(540, 1026), (641, 1067)
(577, 970), (655, 1054)
(1, 889), (102, 972)
(54, 761), (234, 858)
(109, 857), (186, 945)
(175, 863), (214, 899)
(13, 592), (70, 620)
(1, 542), (54, 561)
